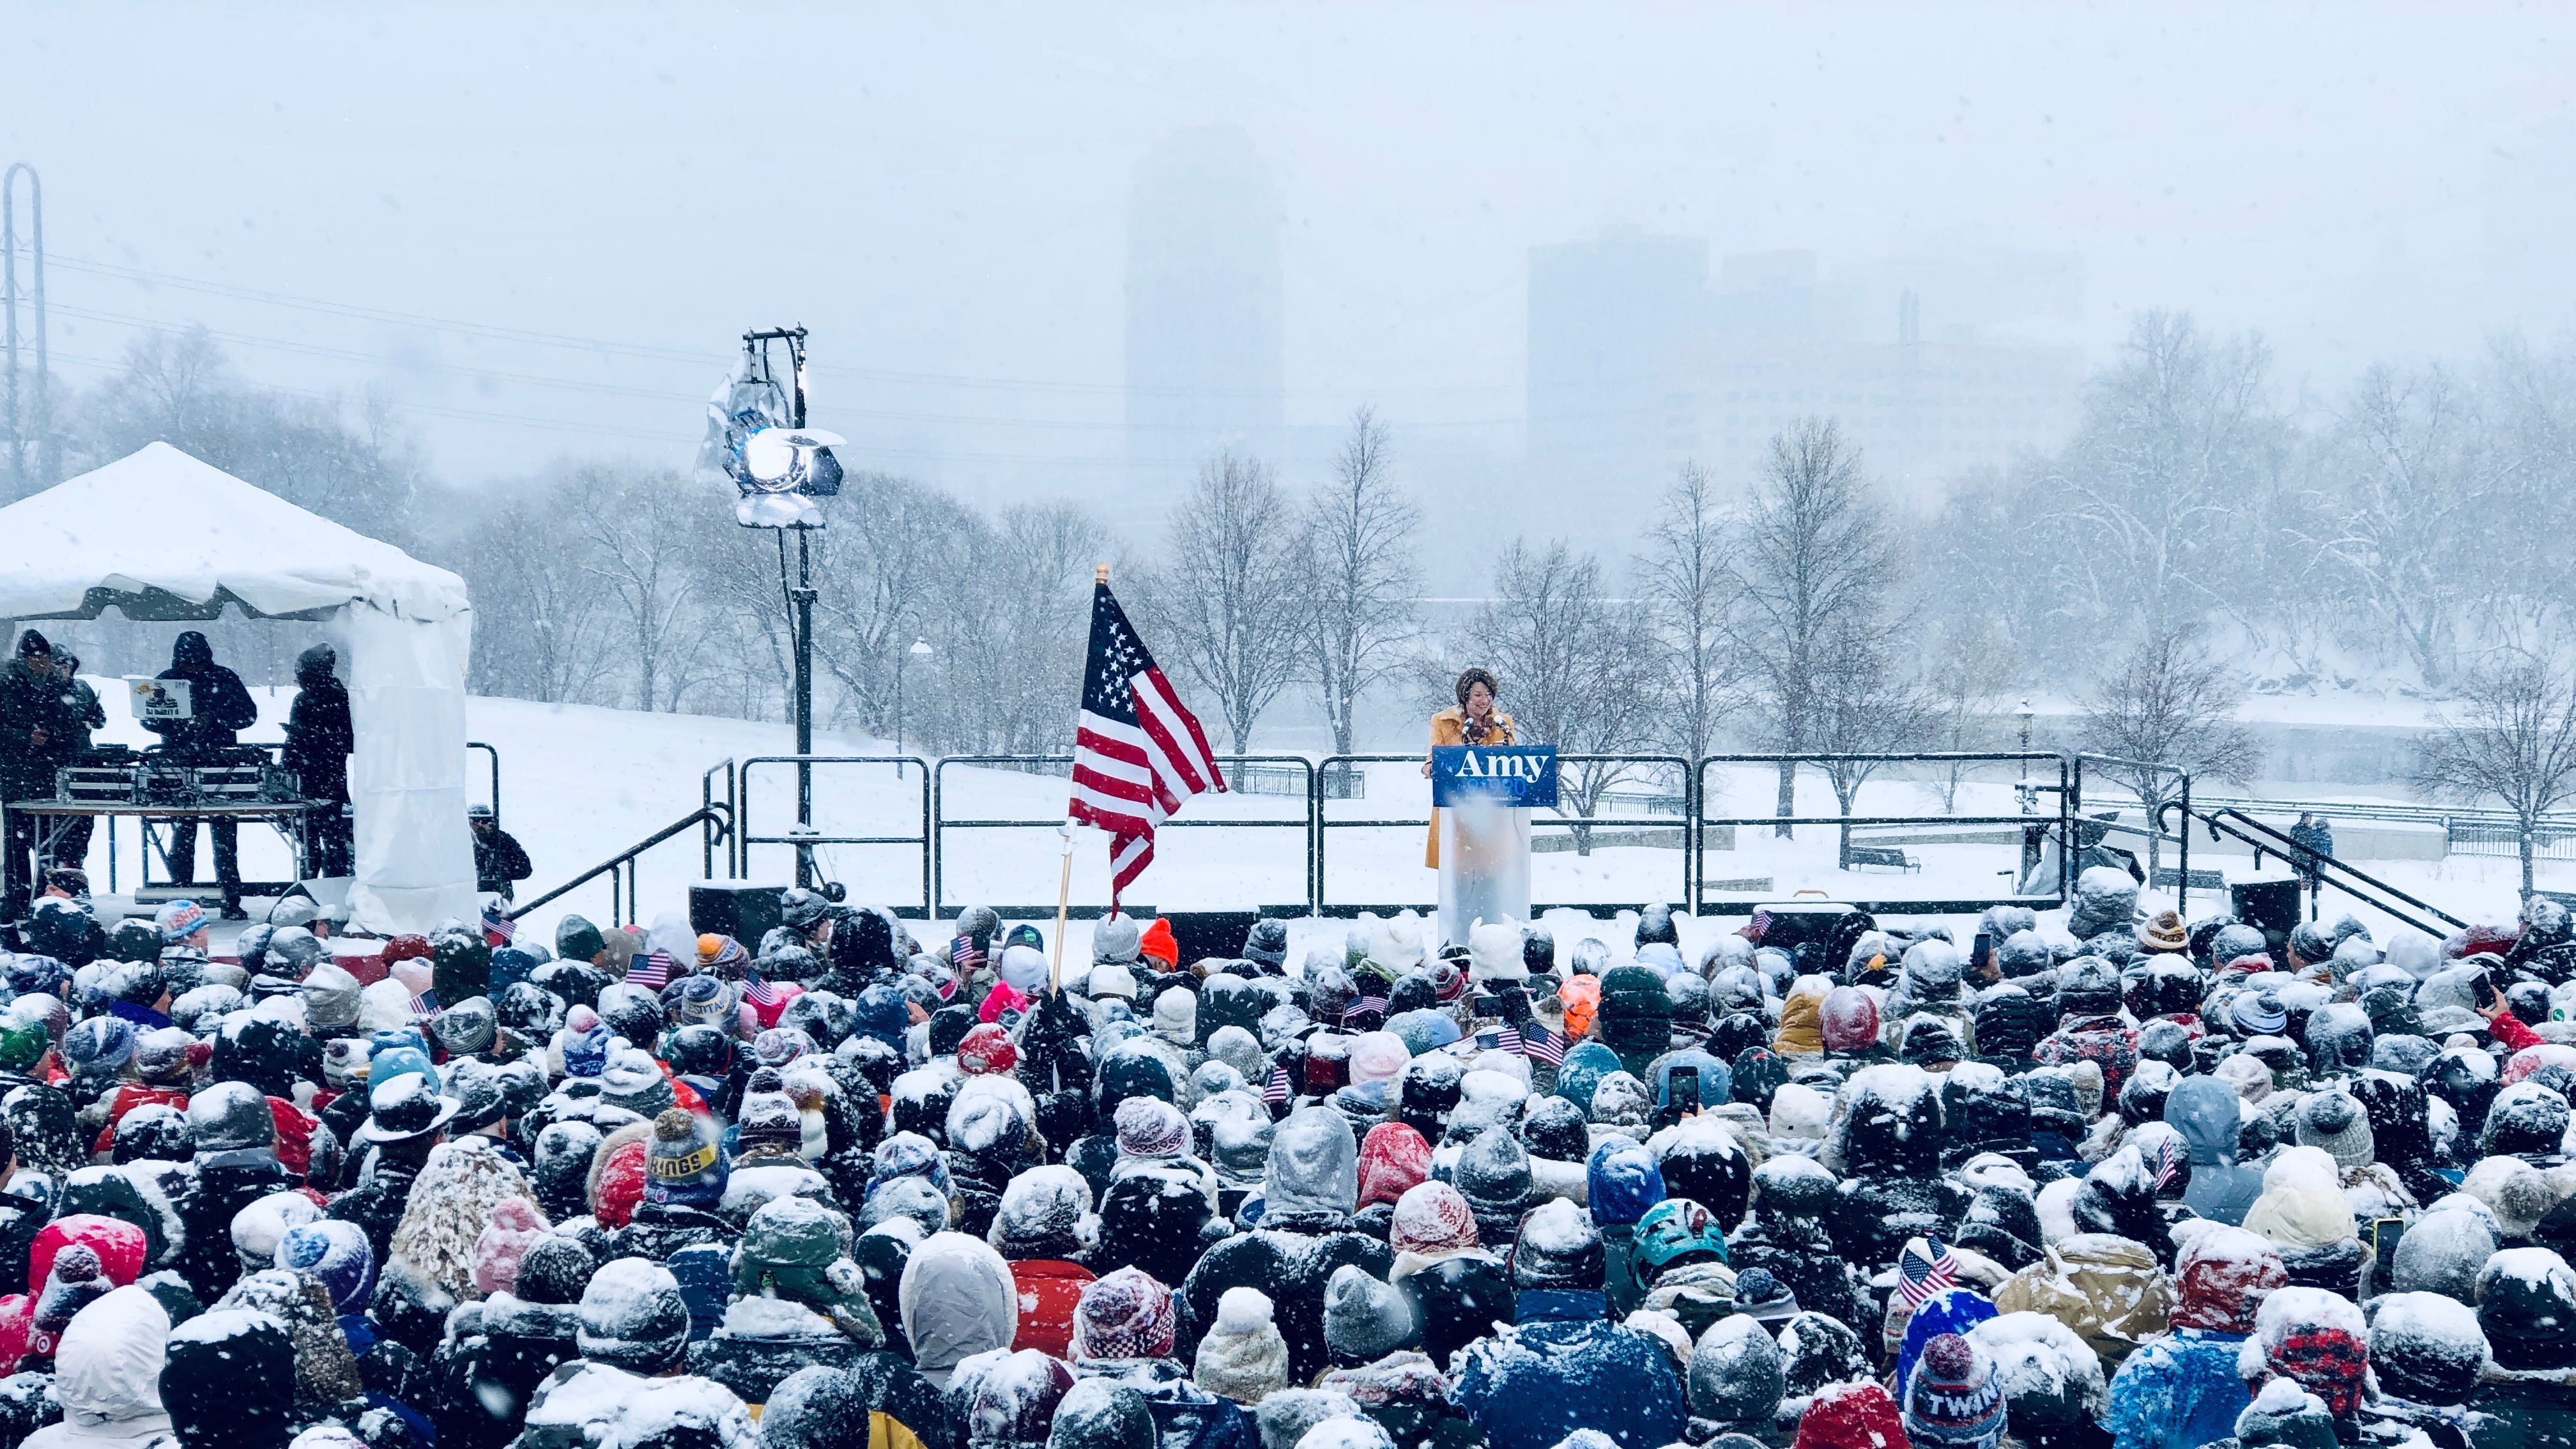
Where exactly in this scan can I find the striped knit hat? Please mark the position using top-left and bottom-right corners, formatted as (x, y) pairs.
(1902, 1333), (2004, 1447)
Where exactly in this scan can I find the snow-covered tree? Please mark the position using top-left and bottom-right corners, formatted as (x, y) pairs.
(1146, 451), (1306, 757)
(2411, 648), (2576, 896)
(2078, 624), (2262, 875)
(1300, 407), (1419, 759)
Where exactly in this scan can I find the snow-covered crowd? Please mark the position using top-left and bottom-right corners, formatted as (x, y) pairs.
(0, 864), (2573, 1449)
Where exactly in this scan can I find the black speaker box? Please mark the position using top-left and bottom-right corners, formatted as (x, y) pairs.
(692, 883), (787, 944)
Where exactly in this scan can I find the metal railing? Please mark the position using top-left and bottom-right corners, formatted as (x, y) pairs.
(1318, 753), (1694, 917)
(1693, 753), (2074, 915)
(2158, 800), (2467, 937)
(509, 802), (733, 928)
(933, 754), (1316, 919)
(702, 758), (737, 878)
(2071, 753), (2196, 914)
(739, 755), (932, 916)
(467, 741), (502, 825)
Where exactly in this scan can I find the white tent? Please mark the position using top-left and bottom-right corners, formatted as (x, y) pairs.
(0, 443), (477, 933)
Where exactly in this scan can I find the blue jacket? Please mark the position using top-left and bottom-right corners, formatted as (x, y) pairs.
(1451, 1311), (1685, 1449)
(2106, 1327), (2253, 1449)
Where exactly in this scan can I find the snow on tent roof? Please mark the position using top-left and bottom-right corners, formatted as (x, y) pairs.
(0, 443), (468, 624)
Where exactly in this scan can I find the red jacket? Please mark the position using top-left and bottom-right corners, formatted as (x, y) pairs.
(2490, 1008), (2545, 1054)
(1008, 1258), (1094, 1359)
(91, 1084), (190, 1156)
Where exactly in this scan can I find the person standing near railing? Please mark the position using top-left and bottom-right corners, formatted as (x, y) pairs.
(2287, 811), (2333, 896)
(1422, 667), (1514, 870)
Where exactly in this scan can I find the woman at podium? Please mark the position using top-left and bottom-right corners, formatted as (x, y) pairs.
(1423, 667), (1514, 868)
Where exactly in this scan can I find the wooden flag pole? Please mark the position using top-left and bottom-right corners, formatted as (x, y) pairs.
(1052, 562), (1111, 995)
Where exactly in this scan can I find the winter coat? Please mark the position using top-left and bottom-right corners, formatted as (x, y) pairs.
(1772, 980), (1827, 1057)
(2467, 1370), (2576, 1449)
(1449, 1292), (1686, 1449)
(473, 827), (533, 896)
(328, 1151), (423, 1264)
(2032, 1015), (2140, 1101)
(21, 1285), (172, 1449)
(1993, 1234), (2172, 1368)
(2168, 1077), (2261, 1227)
(1127, 1367), (1261, 1449)
(175, 1153), (293, 1303)
(1395, 1254), (1515, 1371)
(763, 1355), (962, 1449)
(2104, 1327), (2251, 1449)
(0, 655), (68, 793)
(143, 633), (257, 754)
(0, 1186), (50, 1296)
(519, 1361), (756, 1449)
(428, 1294), (579, 1449)
(1009, 1258), (1094, 1359)
(280, 660), (353, 804)
(1178, 1227), (1390, 1386)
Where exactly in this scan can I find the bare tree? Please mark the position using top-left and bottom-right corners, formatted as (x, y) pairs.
(577, 464), (712, 711)
(1808, 620), (1935, 864)
(1926, 616), (2018, 812)
(2411, 649), (2576, 896)
(1301, 407), (1419, 760)
(1434, 542), (1662, 854)
(1639, 461), (1737, 763)
(1731, 419), (1900, 836)
(2299, 363), (2486, 688)
(461, 486), (614, 703)
(2078, 624), (2264, 877)
(1149, 452), (1306, 757)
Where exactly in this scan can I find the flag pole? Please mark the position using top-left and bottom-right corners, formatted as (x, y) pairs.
(1052, 562), (1111, 995)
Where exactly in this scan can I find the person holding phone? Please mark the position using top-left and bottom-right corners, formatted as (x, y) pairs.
(1423, 667), (1514, 870)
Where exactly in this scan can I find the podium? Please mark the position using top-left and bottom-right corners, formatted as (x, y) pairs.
(1431, 745), (1556, 947)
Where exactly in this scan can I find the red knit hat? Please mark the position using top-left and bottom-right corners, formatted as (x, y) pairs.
(1794, 1381), (1910, 1449)
(381, 934), (433, 964)
(1356, 1123), (1431, 1209)
(31, 1216), (146, 1293)
(592, 1138), (650, 1229)
(958, 1023), (1019, 1076)
(1138, 918), (1179, 969)
(2171, 1225), (2286, 1335)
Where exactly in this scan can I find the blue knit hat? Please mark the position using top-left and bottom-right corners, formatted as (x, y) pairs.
(1902, 1333), (2005, 1448)
(277, 1218), (376, 1315)
(63, 1015), (135, 1074)
(1586, 1137), (1666, 1227)
(368, 1043), (439, 1096)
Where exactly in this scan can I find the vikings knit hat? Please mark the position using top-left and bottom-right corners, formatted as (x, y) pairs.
(645, 1108), (727, 1208)
(156, 899), (208, 944)
(1903, 1334), (2004, 1446)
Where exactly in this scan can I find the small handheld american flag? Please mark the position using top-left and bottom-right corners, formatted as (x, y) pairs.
(627, 951), (673, 992)
(1066, 575), (1225, 912)
(482, 908), (516, 949)
(742, 970), (784, 1009)
(1894, 1234), (1959, 1309)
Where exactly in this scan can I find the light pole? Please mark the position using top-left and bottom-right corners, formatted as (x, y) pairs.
(894, 637), (931, 767)
(2015, 699), (2037, 815)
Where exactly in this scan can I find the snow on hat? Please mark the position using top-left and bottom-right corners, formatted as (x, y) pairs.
(646, 1108), (726, 1207)
(1153, 988), (1197, 1046)
(62, 1015), (135, 1074)
(1321, 1263), (1416, 1363)
(276, 1218), (375, 1315)
(1388, 1181), (1480, 1259)
(2475, 1246), (2576, 1372)
(230, 1190), (322, 1270)
(1092, 918), (1142, 966)
(1468, 919), (1527, 984)
(1795, 1382), (1907, 1449)
(2292, 1091), (2374, 1169)
(999, 945), (1050, 995)
(156, 899), (208, 944)
(2170, 1224), (2285, 1335)
(2137, 910), (2189, 954)
(134, 1025), (197, 1084)
(1089, 964), (1139, 1001)
(1903, 1333), (2004, 1447)
(958, 1022), (1020, 1076)
(576, 1257), (691, 1372)
(2248, 1285), (2368, 1420)
(1073, 1264), (1179, 1361)
(1114, 1096), (1190, 1160)
(299, 962), (364, 1033)
(2233, 992), (2288, 1036)
(471, 1196), (548, 1296)
(2369, 1291), (2487, 1406)
(1347, 1031), (1409, 1087)
(1508, 1196), (1602, 1291)
(1194, 1287), (1291, 1404)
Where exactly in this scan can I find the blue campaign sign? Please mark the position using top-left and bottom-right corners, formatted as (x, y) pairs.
(1431, 745), (1558, 808)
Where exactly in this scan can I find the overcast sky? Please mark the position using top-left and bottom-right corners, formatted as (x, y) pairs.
(6, 3), (2572, 503)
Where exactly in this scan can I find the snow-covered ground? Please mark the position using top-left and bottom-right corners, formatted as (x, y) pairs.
(57, 683), (2552, 963)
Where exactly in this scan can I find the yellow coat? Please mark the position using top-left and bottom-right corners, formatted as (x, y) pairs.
(1424, 705), (1515, 869)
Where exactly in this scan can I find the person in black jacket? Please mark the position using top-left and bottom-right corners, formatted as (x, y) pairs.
(282, 643), (356, 877)
(39, 650), (107, 879)
(471, 804), (533, 898)
(144, 630), (259, 916)
(0, 630), (68, 919)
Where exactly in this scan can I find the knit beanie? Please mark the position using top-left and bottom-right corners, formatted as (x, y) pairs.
(737, 1090), (804, 1158)
(1073, 1265), (1179, 1361)
(645, 1108), (727, 1208)
(275, 1218), (376, 1315)
(1903, 1333), (2005, 1447)
(134, 1026), (196, 1085)
(1321, 1263), (1417, 1363)
(1388, 1182), (1480, 1259)
(576, 1257), (691, 1372)
(470, 1197), (548, 1296)
(1355, 1123), (1430, 1210)
(1508, 1197), (1604, 1291)
(1690, 1314), (1784, 1425)
(1194, 1287), (1291, 1404)
(1453, 1126), (1533, 1234)
(1114, 1096), (1191, 1160)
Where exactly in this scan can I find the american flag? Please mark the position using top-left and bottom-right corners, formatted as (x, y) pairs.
(1264, 1064), (1292, 1105)
(2152, 1135), (2184, 1192)
(951, 934), (986, 975)
(1494, 1025), (1568, 1067)
(1066, 578), (1225, 910)
(482, 908), (516, 947)
(1894, 1235), (1959, 1309)
(742, 970), (784, 1009)
(628, 951), (673, 992)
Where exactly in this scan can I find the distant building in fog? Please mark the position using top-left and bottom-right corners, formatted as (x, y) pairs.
(1524, 233), (2085, 518)
(1124, 128), (1284, 507)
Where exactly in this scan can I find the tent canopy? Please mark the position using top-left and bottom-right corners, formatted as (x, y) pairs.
(0, 443), (468, 624)
(0, 443), (478, 934)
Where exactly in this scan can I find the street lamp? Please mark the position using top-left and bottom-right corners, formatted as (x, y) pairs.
(895, 637), (933, 765)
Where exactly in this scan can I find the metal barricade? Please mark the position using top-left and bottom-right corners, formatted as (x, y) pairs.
(2069, 753), (2196, 914)
(933, 755), (1315, 919)
(1315, 753), (1695, 918)
(737, 755), (932, 916)
(467, 741), (502, 824)
(1691, 753), (2074, 916)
